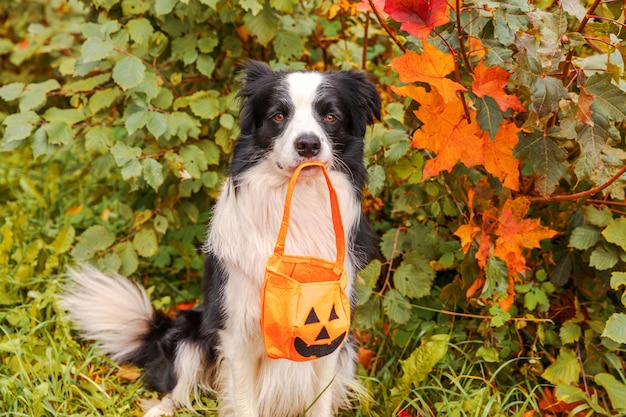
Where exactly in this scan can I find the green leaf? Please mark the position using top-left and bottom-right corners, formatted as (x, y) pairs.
(142, 158), (164, 191)
(514, 130), (567, 196)
(127, 18), (153, 46)
(273, 30), (304, 61)
(568, 226), (600, 250)
(489, 303), (511, 327)
(85, 127), (114, 154)
(476, 96), (503, 139)
(382, 289), (412, 324)
(19, 80), (61, 112)
(589, 246), (619, 270)
(182, 91), (220, 120)
(610, 272), (626, 291)
(89, 87), (122, 114)
(602, 218), (626, 252)
(49, 225), (75, 255)
(44, 122), (74, 145)
(171, 33), (199, 65)
(530, 76), (568, 117)
(602, 313), (626, 344)
(81, 38), (115, 63)
(357, 259), (382, 288)
(541, 348), (581, 386)
(476, 346), (500, 362)
(132, 226), (158, 257)
(586, 73), (626, 123)
(393, 334), (449, 395)
(584, 205), (612, 227)
(2, 111), (40, 143)
(197, 54), (215, 77)
(559, 320), (582, 344)
(595, 373), (626, 412)
(110, 142), (141, 167)
(180, 144), (208, 178)
(0, 82), (24, 101)
(244, 6), (279, 46)
(393, 257), (435, 299)
(42, 108), (85, 125)
(76, 225), (116, 251)
(112, 55), (146, 90)
(367, 164), (385, 196)
(63, 73), (111, 94)
(146, 112), (167, 137)
(115, 241), (138, 276)
(155, 0), (177, 15)
(240, 0), (263, 15)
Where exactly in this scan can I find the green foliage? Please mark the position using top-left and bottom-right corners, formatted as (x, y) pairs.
(1, 0), (626, 415)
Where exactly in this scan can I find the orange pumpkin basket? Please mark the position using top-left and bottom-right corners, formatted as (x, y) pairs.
(261, 162), (350, 361)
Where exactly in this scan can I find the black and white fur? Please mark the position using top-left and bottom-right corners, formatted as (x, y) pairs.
(60, 61), (380, 417)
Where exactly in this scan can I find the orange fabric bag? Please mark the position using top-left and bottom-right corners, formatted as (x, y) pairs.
(261, 162), (350, 361)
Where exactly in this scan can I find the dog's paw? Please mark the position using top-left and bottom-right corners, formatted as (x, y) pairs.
(141, 395), (176, 417)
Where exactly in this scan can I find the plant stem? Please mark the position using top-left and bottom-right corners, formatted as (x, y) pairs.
(530, 164), (626, 203)
(455, 0), (473, 74)
(367, 0), (407, 54)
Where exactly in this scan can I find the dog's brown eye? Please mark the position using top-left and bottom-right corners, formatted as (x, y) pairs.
(273, 113), (285, 122)
(324, 114), (336, 123)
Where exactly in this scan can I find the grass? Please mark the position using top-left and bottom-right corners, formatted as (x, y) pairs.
(1, 150), (544, 416)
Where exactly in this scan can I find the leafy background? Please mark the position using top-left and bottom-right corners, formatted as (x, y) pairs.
(1, 0), (625, 415)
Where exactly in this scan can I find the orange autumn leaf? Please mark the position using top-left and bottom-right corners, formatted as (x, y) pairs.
(494, 198), (558, 276)
(410, 88), (484, 175)
(471, 61), (525, 112)
(390, 42), (466, 103)
(466, 275), (485, 299)
(454, 224), (481, 252)
(383, 0), (450, 39)
(406, 87), (520, 189)
(482, 121), (520, 191)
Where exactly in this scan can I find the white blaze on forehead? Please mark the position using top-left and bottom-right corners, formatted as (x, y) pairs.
(285, 71), (324, 109)
(271, 71), (333, 169)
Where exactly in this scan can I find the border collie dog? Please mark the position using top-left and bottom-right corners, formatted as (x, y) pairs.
(61, 61), (380, 417)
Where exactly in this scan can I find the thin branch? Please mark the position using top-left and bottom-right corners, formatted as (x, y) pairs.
(529, 164), (626, 203)
(435, 31), (471, 122)
(412, 304), (554, 323)
(455, 0), (473, 74)
(560, 0), (603, 85)
(367, 0), (407, 54)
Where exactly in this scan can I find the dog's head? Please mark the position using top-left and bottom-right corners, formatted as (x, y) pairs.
(230, 61), (380, 181)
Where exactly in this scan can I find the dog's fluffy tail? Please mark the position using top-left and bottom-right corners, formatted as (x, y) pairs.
(59, 264), (172, 365)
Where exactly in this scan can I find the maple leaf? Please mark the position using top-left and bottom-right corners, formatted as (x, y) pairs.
(390, 42), (466, 103)
(482, 121), (520, 191)
(454, 224), (481, 252)
(494, 198), (558, 276)
(383, 0), (450, 39)
(471, 61), (525, 112)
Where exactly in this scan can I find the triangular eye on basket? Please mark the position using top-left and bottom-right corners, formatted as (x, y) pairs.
(260, 162), (351, 362)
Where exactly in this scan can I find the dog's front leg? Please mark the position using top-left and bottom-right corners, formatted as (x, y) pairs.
(305, 359), (338, 417)
(218, 330), (260, 417)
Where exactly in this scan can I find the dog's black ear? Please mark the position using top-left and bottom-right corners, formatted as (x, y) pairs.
(239, 60), (275, 91)
(332, 71), (381, 137)
(237, 61), (277, 134)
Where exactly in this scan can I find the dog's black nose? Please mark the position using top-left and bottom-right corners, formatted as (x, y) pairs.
(295, 135), (321, 157)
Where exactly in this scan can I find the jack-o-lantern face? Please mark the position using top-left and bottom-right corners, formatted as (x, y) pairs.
(293, 305), (347, 358)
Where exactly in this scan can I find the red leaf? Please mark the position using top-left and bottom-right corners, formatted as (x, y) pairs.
(384, 0), (450, 39)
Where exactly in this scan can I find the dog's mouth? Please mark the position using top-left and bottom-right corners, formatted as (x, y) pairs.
(276, 159), (331, 174)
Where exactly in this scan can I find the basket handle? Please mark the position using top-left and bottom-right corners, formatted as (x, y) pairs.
(274, 162), (345, 269)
